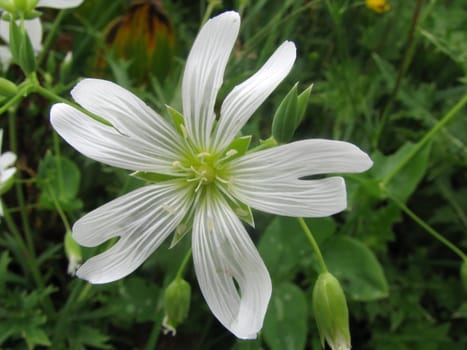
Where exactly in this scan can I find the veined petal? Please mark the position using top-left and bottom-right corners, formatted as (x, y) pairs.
(0, 45), (12, 70)
(1, 167), (16, 184)
(230, 176), (347, 217)
(0, 151), (16, 169)
(213, 41), (296, 151)
(230, 139), (373, 179)
(74, 182), (193, 284)
(192, 193), (271, 339)
(51, 103), (179, 173)
(71, 79), (184, 158)
(0, 18), (42, 52)
(182, 11), (240, 149)
(37, 0), (84, 8)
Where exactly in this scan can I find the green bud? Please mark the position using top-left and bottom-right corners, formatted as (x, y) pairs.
(0, 0), (16, 13)
(0, 77), (18, 97)
(59, 51), (73, 83)
(272, 83), (312, 143)
(64, 230), (82, 275)
(163, 278), (191, 334)
(8, 19), (36, 74)
(461, 260), (467, 292)
(312, 272), (351, 350)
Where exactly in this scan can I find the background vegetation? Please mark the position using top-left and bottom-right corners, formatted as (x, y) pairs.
(1, 0), (466, 349)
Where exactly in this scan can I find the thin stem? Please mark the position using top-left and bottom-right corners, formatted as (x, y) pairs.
(0, 82), (32, 115)
(388, 192), (467, 262)
(297, 217), (328, 273)
(382, 93), (467, 186)
(201, 0), (222, 26)
(6, 111), (56, 317)
(38, 10), (66, 66)
(33, 84), (113, 126)
(373, 0), (425, 147)
(175, 247), (192, 280)
(145, 312), (164, 350)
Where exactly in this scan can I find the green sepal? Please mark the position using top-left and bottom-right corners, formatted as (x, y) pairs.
(9, 19), (36, 74)
(166, 105), (185, 136)
(233, 201), (255, 227)
(130, 171), (176, 183)
(272, 83), (313, 144)
(225, 135), (251, 160)
(170, 216), (193, 248)
(272, 83), (298, 143)
(296, 84), (313, 124)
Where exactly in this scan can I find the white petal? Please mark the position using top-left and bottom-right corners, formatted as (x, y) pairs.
(0, 19), (42, 52)
(192, 193), (271, 339)
(182, 11), (240, 149)
(0, 20), (9, 44)
(230, 176), (347, 217)
(213, 41), (296, 151)
(230, 139), (373, 179)
(74, 182), (192, 284)
(0, 45), (11, 70)
(0, 151), (17, 169)
(1, 167), (16, 184)
(71, 79), (183, 157)
(50, 100), (180, 174)
(37, 0), (84, 8)
(24, 18), (43, 52)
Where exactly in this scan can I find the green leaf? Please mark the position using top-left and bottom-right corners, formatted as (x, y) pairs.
(231, 339), (263, 350)
(36, 152), (82, 211)
(322, 236), (388, 301)
(24, 327), (51, 349)
(371, 142), (432, 202)
(263, 282), (308, 350)
(258, 216), (335, 281)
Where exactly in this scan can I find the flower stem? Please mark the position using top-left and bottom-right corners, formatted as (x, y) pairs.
(373, 0), (425, 147)
(38, 10), (66, 66)
(382, 93), (467, 186)
(175, 247), (192, 280)
(297, 217), (328, 273)
(388, 191), (467, 262)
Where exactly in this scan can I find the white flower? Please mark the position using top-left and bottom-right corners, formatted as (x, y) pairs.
(0, 0), (84, 70)
(50, 11), (372, 339)
(0, 129), (17, 197)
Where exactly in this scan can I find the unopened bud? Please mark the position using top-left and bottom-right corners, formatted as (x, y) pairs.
(272, 83), (312, 143)
(312, 272), (351, 350)
(461, 260), (467, 292)
(0, 77), (18, 97)
(163, 278), (191, 335)
(64, 230), (82, 275)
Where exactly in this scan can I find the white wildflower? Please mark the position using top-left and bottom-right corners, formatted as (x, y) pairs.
(50, 11), (372, 339)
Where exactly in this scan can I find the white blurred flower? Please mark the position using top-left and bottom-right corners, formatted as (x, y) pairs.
(0, 0), (83, 70)
(50, 11), (372, 339)
(0, 129), (17, 202)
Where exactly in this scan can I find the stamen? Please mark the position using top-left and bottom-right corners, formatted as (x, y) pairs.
(161, 205), (177, 215)
(180, 124), (189, 139)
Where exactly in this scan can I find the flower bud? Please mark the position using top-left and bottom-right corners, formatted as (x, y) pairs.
(272, 84), (312, 144)
(64, 230), (82, 275)
(163, 278), (191, 335)
(0, 77), (18, 97)
(366, 0), (391, 14)
(461, 260), (467, 292)
(0, 0), (15, 13)
(312, 272), (351, 350)
(8, 19), (36, 74)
